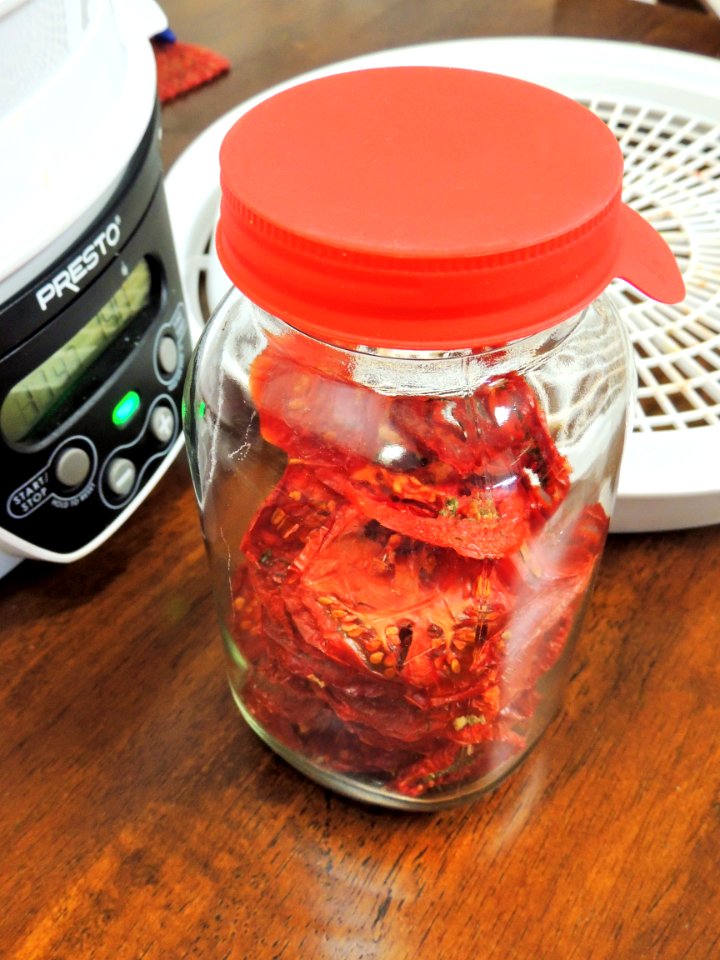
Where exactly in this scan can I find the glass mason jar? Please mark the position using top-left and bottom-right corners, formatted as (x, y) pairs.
(184, 66), (683, 809)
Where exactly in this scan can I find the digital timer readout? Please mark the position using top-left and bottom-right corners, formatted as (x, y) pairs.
(0, 260), (151, 444)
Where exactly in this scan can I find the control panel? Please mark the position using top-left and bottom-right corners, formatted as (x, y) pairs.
(0, 131), (191, 562)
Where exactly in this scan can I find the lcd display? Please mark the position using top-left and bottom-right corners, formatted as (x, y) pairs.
(1, 260), (152, 444)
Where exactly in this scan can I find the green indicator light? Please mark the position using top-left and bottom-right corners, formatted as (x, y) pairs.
(197, 401), (206, 418)
(112, 390), (141, 427)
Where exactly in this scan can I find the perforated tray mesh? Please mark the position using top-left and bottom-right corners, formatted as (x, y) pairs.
(590, 98), (720, 433)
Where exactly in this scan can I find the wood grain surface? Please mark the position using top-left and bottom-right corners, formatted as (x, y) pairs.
(2, 2), (720, 958)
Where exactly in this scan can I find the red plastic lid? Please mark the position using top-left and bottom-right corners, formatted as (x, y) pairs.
(217, 67), (685, 349)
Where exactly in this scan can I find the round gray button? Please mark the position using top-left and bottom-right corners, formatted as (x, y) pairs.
(157, 335), (178, 376)
(54, 446), (91, 489)
(150, 404), (175, 445)
(106, 457), (136, 498)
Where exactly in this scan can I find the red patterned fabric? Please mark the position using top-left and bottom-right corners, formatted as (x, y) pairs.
(152, 40), (230, 103)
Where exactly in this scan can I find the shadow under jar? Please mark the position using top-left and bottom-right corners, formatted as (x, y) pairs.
(184, 66), (684, 810)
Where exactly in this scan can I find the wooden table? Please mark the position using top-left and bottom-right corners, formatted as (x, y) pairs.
(3, 1), (720, 957)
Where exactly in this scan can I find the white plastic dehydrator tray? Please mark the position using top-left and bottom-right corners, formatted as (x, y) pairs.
(165, 37), (720, 534)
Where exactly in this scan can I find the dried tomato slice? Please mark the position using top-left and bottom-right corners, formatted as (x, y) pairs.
(232, 462), (589, 792)
(249, 344), (413, 469)
(387, 737), (523, 798)
(228, 343), (606, 799)
(389, 374), (551, 469)
(251, 349), (569, 519)
(242, 464), (516, 686)
(250, 345), (569, 560)
(316, 460), (533, 559)
(496, 502), (609, 707)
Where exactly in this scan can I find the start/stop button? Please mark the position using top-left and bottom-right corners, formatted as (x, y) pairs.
(54, 446), (92, 489)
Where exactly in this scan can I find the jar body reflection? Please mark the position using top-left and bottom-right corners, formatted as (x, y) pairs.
(184, 289), (632, 809)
